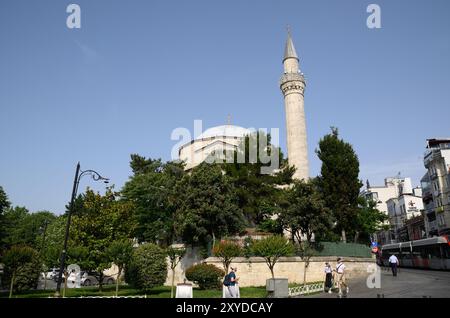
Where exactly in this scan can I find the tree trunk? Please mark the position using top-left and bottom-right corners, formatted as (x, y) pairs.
(116, 267), (122, 297)
(354, 231), (360, 243)
(171, 268), (175, 298)
(303, 262), (307, 287)
(270, 265), (275, 279)
(212, 231), (216, 251)
(9, 271), (15, 298)
(341, 229), (347, 243)
(98, 273), (104, 292)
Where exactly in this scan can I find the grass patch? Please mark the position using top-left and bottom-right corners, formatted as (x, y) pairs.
(0, 285), (267, 299)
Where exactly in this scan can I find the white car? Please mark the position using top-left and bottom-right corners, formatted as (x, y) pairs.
(80, 271), (115, 286)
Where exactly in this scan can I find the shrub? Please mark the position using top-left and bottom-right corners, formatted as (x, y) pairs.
(185, 263), (224, 290)
(125, 243), (167, 291)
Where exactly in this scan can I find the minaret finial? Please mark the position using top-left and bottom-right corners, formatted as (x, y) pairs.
(283, 26), (298, 63)
(227, 114), (231, 125)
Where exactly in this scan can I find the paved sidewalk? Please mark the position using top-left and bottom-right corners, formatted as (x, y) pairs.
(306, 267), (450, 298)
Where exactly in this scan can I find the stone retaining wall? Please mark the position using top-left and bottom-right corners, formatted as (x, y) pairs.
(165, 255), (375, 287)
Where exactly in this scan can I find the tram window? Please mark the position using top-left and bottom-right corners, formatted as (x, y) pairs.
(401, 251), (411, 259)
(430, 246), (441, 258)
(443, 245), (450, 259)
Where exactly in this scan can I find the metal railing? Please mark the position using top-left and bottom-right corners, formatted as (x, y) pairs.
(288, 282), (324, 297)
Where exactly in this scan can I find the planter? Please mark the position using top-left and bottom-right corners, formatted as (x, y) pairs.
(176, 283), (193, 298)
(266, 278), (288, 298)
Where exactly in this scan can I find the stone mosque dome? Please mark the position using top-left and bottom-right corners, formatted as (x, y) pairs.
(178, 124), (252, 170)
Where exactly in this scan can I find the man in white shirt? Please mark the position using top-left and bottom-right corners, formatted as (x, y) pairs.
(334, 258), (349, 297)
(388, 254), (399, 277)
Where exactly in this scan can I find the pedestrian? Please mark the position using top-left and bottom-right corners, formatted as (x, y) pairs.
(388, 254), (399, 277)
(223, 266), (239, 298)
(324, 262), (333, 294)
(334, 258), (349, 297)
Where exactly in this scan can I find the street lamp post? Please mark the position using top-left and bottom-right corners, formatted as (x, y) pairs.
(54, 162), (109, 297)
(39, 220), (50, 291)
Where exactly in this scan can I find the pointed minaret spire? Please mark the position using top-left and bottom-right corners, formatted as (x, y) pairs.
(283, 26), (299, 63)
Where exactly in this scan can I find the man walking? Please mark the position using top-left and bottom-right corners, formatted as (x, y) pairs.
(334, 258), (349, 298)
(388, 254), (399, 276)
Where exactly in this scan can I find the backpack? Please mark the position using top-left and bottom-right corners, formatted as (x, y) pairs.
(223, 273), (231, 286)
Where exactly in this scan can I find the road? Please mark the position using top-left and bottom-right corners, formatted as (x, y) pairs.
(309, 267), (450, 298)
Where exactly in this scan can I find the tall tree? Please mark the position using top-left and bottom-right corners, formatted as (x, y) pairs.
(222, 131), (294, 226)
(316, 127), (362, 242)
(122, 156), (185, 246)
(174, 163), (246, 247)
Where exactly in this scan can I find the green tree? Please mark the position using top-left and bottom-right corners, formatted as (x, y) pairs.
(223, 132), (294, 225)
(251, 236), (295, 279)
(1, 206), (56, 251)
(316, 127), (363, 242)
(106, 239), (134, 297)
(0, 186), (11, 250)
(2, 245), (40, 298)
(166, 246), (186, 298)
(280, 178), (332, 243)
(70, 188), (137, 291)
(122, 155), (185, 246)
(354, 196), (388, 243)
(40, 215), (66, 268)
(125, 243), (168, 292)
(212, 240), (243, 273)
(174, 163), (246, 248)
(2, 206), (28, 248)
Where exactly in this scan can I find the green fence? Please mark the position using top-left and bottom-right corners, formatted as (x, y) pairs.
(313, 242), (371, 258)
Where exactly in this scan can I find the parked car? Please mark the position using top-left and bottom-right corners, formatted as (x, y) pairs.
(44, 268), (60, 281)
(80, 271), (115, 286)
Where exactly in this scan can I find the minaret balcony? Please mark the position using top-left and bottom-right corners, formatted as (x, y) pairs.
(279, 73), (305, 86)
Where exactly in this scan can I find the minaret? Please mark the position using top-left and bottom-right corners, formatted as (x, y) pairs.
(280, 30), (309, 180)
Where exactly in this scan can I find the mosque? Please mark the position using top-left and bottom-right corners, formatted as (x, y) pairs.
(178, 31), (309, 180)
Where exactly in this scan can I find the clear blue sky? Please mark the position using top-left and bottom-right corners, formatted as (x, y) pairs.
(1, 0), (449, 214)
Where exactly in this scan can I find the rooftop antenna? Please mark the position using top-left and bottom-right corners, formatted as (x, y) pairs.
(227, 114), (231, 125)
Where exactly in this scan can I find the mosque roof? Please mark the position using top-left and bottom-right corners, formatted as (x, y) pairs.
(197, 125), (251, 139)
